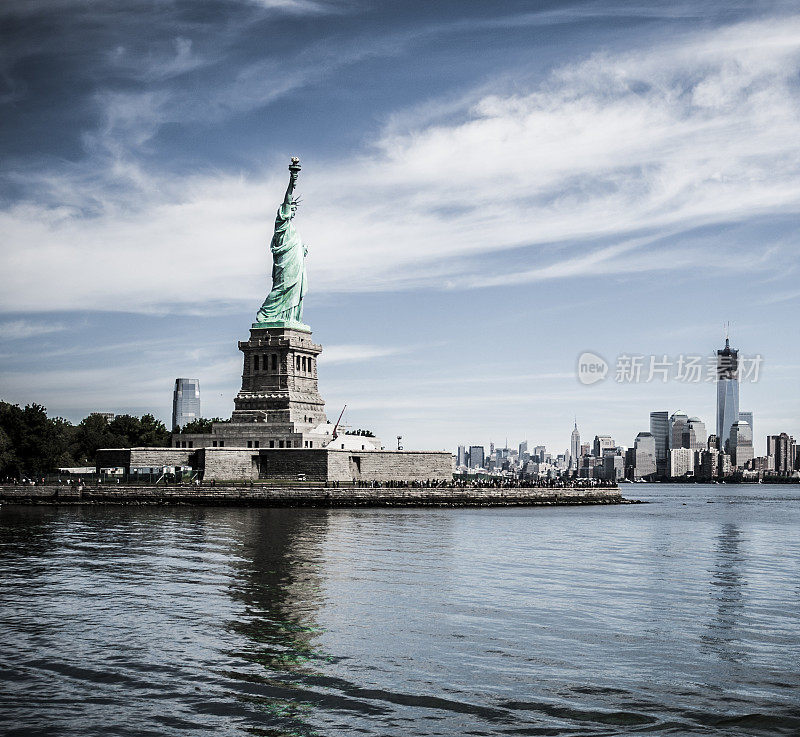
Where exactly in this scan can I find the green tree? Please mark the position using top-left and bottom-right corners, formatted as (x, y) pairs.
(138, 414), (171, 446)
(0, 402), (173, 476)
(0, 402), (24, 477)
(108, 414), (143, 445)
(19, 404), (58, 477)
(48, 416), (77, 470)
(73, 413), (119, 465)
(0, 402), (77, 477)
(178, 417), (223, 434)
(0, 425), (18, 478)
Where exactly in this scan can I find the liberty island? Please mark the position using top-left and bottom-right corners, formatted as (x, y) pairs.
(85, 157), (458, 484)
(3, 159), (620, 502)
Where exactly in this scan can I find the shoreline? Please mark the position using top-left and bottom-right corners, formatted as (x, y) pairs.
(0, 484), (628, 507)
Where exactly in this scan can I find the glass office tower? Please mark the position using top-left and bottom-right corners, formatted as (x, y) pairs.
(716, 338), (739, 452)
(172, 378), (201, 430)
(669, 411), (689, 449)
(730, 420), (753, 468)
(649, 411), (669, 477)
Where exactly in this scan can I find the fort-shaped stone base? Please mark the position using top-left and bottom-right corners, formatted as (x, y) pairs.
(97, 446), (454, 483)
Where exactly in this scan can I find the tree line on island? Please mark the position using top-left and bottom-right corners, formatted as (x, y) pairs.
(0, 401), (380, 479)
(0, 401), (176, 478)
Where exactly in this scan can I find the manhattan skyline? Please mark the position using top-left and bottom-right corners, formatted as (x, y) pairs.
(1, 0), (799, 453)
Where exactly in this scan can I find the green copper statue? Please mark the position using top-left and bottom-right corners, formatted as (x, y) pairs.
(254, 157), (309, 330)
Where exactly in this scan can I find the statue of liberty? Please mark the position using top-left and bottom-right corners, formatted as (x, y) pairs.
(254, 157), (309, 329)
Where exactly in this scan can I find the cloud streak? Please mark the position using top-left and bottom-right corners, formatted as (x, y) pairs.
(320, 344), (413, 364)
(2, 15), (800, 314)
(0, 320), (67, 340)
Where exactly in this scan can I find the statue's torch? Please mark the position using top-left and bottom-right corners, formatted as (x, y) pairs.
(289, 156), (301, 183)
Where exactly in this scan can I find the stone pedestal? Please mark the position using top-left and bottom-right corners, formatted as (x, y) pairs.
(231, 326), (326, 427)
(173, 326), (381, 451)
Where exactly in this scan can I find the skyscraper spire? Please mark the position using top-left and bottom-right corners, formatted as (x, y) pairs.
(570, 418), (581, 471)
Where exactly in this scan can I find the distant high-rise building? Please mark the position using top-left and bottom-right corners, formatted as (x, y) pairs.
(580, 443), (590, 458)
(593, 435), (614, 458)
(650, 411), (669, 477)
(469, 445), (485, 469)
(534, 445), (546, 462)
(457, 445), (467, 468)
(738, 412), (753, 441)
(172, 378), (200, 430)
(669, 447), (695, 478)
(716, 337), (739, 453)
(570, 421), (581, 469)
(519, 440), (528, 460)
(602, 453), (625, 482)
(669, 411), (689, 449)
(730, 421), (753, 468)
(696, 449), (719, 480)
(580, 455), (602, 479)
(632, 432), (657, 479)
(682, 417), (706, 450)
(767, 433), (795, 474)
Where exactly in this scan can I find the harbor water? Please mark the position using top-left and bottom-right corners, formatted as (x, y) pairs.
(1, 483), (799, 735)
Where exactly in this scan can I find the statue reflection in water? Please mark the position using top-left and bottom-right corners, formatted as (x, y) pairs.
(700, 522), (746, 666)
(222, 508), (331, 736)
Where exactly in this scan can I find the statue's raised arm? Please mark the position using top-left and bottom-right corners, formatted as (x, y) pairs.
(254, 157), (309, 330)
(284, 156), (301, 205)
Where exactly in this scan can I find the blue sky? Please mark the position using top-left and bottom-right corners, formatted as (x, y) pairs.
(1, 0), (798, 454)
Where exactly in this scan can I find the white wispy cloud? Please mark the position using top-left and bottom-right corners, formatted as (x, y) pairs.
(2, 15), (800, 314)
(319, 344), (412, 364)
(0, 320), (68, 340)
(245, 0), (343, 14)
(760, 289), (800, 305)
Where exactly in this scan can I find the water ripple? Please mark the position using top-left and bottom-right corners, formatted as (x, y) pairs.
(1, 489), (800, 735)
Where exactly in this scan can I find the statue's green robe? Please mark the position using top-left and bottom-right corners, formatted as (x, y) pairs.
(256, 202), (307, 324)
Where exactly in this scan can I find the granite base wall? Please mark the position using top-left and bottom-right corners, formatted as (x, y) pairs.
(96, 448), (197, 471)
(203, 448), (259, 481)
(96, 446), (454, 483)
(326, 450), (453, 482)
(255, 448), (329, 481)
